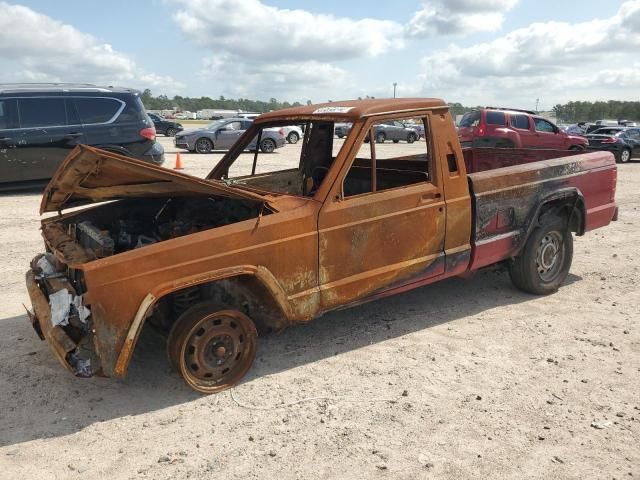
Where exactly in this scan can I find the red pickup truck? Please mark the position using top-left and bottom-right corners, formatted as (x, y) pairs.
(25, 98), (617, 393)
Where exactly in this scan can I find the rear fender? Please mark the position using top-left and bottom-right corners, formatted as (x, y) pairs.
(515, 188), (585, 256)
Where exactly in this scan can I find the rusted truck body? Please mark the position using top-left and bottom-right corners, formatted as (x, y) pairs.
(25, 99), (618, 393)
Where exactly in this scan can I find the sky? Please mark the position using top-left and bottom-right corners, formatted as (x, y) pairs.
(0, 0), (638, 111)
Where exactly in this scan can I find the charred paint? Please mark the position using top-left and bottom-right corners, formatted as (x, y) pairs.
(23, 99), (618, 386)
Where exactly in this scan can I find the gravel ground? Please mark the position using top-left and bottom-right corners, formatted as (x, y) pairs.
(0, 136), (638, 479)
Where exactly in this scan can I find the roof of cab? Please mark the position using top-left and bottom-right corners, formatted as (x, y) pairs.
(255, 98), (448, 123)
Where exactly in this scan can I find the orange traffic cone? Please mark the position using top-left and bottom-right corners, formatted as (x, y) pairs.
(174, 152), (184, 170)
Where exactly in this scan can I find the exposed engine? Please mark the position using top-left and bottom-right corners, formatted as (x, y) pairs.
(68, 196), (263, 260)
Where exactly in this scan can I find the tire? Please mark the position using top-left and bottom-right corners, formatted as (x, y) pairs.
(287, 131), (300, 144)
(568, 145), (584, 151)
(260, 138), (276, 153)
(337, 134), (344, 139)
(195, 137), (213, 154)
(618, 148), (631, 163)
(376, 132), (386, 143)
(407, 133), (416, 144)
(509, 215), (573, 295)
(393, 140), (400, 143)
(166, 127), (177, 137)
(167, 302), (258, 394)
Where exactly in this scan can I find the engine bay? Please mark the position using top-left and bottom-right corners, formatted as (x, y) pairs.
(45, 195), (266, 262)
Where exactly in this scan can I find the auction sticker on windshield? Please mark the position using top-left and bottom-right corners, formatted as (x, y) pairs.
(313, 106), (354, 114)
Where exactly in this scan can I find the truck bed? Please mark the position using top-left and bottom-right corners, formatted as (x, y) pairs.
(462, 147), (583, 174)
(466, 151), (617, 270)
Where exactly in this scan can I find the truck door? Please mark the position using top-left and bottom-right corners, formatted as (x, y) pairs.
(317, 115), (445, 310)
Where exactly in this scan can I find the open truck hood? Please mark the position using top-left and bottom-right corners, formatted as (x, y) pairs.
(40, 145), (270, 214)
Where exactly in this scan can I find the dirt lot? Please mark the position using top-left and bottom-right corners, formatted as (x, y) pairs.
(0, 136), (638, 479)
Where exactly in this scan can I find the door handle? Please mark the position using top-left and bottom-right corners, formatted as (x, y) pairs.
(421, 191), (442, 202)
(65, 132), (83, 138)
(0, 137), (12, 142)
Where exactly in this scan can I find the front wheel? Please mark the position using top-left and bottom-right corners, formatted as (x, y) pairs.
(195, 137), (213, 154)
(166, 127), (177, 137)
(260, 138), (276, 153)
(407, 133), (417, 144)
(509, 216), (573, 295)
(167, 302), (258, 394)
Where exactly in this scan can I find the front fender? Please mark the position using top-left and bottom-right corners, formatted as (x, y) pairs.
(111, 265), (294, 377)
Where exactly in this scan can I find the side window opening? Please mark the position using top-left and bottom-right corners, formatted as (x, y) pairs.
(459, 111), (480, 128)
(534, 118), (556, 133)
(73, 97), (123, 125)
(0, 99), (19, 130)
(221, 120), (337, 197)
(18, 97), (67, 128)
(486, 111), (506, 126)
(510, 114), (530, 130)
(343, 116), (431, 198)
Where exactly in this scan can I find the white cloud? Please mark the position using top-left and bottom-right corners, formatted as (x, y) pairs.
(417, 1), (640, 107)
(174, 0), (404, 100)
(0, 2), (183, 91)
(199, 55), (351, 101)
(407, 0), (517, 37)
(174, 0), (404, 62)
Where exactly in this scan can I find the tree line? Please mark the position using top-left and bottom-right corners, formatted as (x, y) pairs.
(552, 101), (640, 123)
(139, 91), (639, 123)
(140, 89), (304, 113)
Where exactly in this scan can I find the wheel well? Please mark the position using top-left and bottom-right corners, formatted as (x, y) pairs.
(151, 275), (288, 335)
(537, 196), (585, 235)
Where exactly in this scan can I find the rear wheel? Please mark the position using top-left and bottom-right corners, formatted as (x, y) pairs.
(167, 302), (258, 394)
(195, 138), (213, 154)
(618, 148), (631, 163)
(509, 215), (573, 295)
(287, 131), (299, 144)
(260, 138), (276, 153)
(407, 132), (417, 144)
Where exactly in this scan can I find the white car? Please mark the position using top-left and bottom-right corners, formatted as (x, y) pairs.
(281, 125), (303, 144)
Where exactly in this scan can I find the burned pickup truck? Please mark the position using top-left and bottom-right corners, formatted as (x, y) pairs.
(25, 99), (618, 393)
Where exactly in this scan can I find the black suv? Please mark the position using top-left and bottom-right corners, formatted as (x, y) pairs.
(0, 83), (164, 188)
(148, 113), (183, 137)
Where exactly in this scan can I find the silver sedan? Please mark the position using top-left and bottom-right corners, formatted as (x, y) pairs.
(175, 118), (286, 154)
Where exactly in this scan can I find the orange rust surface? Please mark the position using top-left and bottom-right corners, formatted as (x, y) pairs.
(26, 99), (618, 379)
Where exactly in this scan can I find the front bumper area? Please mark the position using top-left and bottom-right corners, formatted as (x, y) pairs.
(25, 269), (101, 377)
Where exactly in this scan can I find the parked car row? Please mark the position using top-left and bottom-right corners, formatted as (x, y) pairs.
(564, 119), (638, 136)
(334, 120), (424, 143)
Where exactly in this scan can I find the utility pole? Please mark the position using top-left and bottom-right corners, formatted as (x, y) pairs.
(393, 82), (397, 98)
(535, 98), (540, 113)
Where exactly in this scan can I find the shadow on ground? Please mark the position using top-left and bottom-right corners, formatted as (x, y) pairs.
(0, 268), (582, 447)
